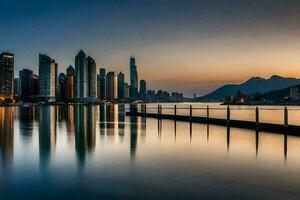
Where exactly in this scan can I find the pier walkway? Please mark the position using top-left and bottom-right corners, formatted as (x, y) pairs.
(126, 105), (300, 135)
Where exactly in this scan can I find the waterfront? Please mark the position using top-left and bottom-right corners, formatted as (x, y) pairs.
(1, 104), (300, 199)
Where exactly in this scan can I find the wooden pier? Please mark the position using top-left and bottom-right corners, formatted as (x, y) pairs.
(126, 105), (300, 135)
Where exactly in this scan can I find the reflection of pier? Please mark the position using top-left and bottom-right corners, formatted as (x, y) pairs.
(127, 105), (300, 135)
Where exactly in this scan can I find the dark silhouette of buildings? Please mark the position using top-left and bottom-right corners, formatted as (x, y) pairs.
(117, 72), (125, 100)
(99, 68), (106, 100)
(58, 73), (67, 101)
(139, 79), (146, 99)
(130, 56), (138, 99)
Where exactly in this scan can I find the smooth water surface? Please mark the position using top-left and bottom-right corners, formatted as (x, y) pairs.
(1, 104), (300, 199)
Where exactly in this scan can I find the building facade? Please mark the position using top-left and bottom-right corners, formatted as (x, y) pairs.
(99, 68), (106, 100)
(0, 52), (14, 100)
(117, 72), (125, 99)
(39, 54), (57, 102)
(66, 65), (76, 101)
(86, 56), (97, 100)
(106, 71), (117, 100)
(129, 56), (138, 99)
(75, 50), (88, 99)
(139, 79), (146, 99)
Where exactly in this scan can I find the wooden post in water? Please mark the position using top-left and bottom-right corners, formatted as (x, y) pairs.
(190, 105), (192, 117)
(158, 104), (160, 115)
(256, 107), (259, 127)
(227, 106), (230, 125)
(145, 104), (147, 114)
(207, 106), (209, 122)
(284, 107), (288, 127)
(174, 105), (177, 116)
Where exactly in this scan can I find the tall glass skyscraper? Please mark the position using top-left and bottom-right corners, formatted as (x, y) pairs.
(86, 56), (96, 99)
(75, 50), (88, 99)
(130, 56), (138, 99)
(39, 54), (57, 102)
(106, 71), (117, 100)
(99, 68), (106, 100)
(117, 72), (125, 99)
(0, 52), (14, 100)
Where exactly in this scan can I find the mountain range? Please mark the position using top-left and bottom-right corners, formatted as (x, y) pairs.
(198, 75), (300, 101)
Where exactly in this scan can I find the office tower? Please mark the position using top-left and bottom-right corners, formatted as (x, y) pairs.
(75, 50), (87, 99)
(19, 69), (33, 100)
(86, 56), (96, 99)
(139, 79), (146, 99)
(124, 83), (130, 99)
(14, 78), (20, 97)
(66, 65), (76, 101)
(58, 73), (66, 101)
(39, 54), (57, 102)
(117, 72), (125, 99)
(97, 74), (100, 98)
(0, 52), (14, 100)
(129, 56), (138, 99)
(32, 74), (39, 96)
(99, 68), (106, 100)
(106, 71), (117, 100)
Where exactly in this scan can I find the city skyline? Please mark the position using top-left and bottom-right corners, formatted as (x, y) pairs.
(3, 0), (300, 96)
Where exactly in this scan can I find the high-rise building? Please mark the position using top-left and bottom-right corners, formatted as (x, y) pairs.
(97, 74), (100, 99)
(130, 56), (138, 99)
(66, 65), (76, 101)
(0, 52), (14, 100)
(58, 73), (67, 101)
(32, 74), (39, 97)
(99, 68), (106, 100)
(124, 82), (130, 99)
(20, 69), (34, 100)
(14, 78), (20, 97)
(86, 56), (97, 99)
(117, 72), (125, 99)
(139, 79), (146, 99)
(75, 50), (87, 99)
(39, 54), (57, 102)
(106, 71), (117, 100)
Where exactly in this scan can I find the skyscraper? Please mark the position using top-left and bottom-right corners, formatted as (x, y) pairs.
(20, 69), (34, 101)
(86, 56), (97, 99)
(66, 65), (76, 101)
(58, 73), (67, 101)
(106, 71), (117, 101)
(0, 52), (14, 100)
(99, 68), (106, 100)
(14, 78), (20, 97)
(117, 72), (125, 100)
(39, 54), (57, 102)
(139, 79), (147, 99)
(75, 50), (87, 99)
(130, 56), (138, 99)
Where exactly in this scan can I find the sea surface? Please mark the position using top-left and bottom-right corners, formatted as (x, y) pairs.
(1, 103), (300, 199)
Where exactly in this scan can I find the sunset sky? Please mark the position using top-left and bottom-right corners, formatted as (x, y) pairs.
(1, 0), (300, 96)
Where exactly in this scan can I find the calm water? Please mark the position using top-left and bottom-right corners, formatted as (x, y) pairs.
(1, 104), (300, 199)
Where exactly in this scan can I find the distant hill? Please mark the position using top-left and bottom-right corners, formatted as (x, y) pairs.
(198, 75), (300, 101)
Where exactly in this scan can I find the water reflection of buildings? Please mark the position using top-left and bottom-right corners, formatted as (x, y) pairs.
(74, 105), (96, 167)
(99, 104), (106, 136)
(19, 106), (36, 139)
(39, 106), (57, 169)
(0, 107), (14, 171)
(130, 105), (138, 159)
(106, 104), (116, 136)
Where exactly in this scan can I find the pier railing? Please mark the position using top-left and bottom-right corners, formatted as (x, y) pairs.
(127, 104), (300, 134)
